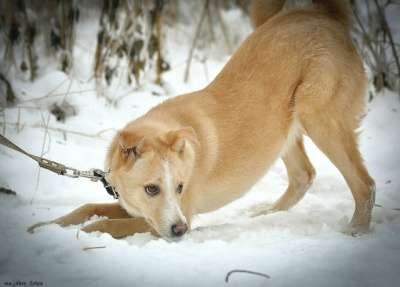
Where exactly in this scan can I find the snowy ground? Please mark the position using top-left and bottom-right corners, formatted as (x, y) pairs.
(1, 10), (400, 287)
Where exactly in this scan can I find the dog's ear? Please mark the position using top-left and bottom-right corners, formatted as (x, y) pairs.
(118, 131), (147, 160)
(164, 127), (199, 154)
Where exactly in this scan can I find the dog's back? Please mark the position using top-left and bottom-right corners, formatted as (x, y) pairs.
(212, 0), (366, 131)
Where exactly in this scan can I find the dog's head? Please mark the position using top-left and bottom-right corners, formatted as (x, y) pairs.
(105, 125), (198, 239)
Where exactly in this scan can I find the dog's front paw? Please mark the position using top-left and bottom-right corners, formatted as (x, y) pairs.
(81, 218), (155, 239)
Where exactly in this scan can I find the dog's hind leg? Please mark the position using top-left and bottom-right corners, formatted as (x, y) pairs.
(301, 115), (375, 234)
(28, 203), (130, 233)
(249, 136), (315, 217)
(272, 136), (316, 211)
(81, 218), (156, 238)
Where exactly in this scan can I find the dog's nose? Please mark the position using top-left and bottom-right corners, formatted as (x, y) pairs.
(171, 222), (188, 237)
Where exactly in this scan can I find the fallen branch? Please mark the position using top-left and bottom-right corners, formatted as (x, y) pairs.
(82, 246), (106, 251)
(225, 269), (270, 283)
(373, 0), (400, 96)
(215, 1), (232, 53)
(184, 0), (209, 83)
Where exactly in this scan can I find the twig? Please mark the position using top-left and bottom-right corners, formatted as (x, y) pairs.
(30, 112), (51, 205)
(1, 109), (6, 135)
(215, 1), (232, 53)
(20, 89), (96, 103)
(40, 77), (69, 99)
(1, 122), (114, 141)
(225, 269), (270, 283)
(352, 7), (381, 71)
(206, 3), (215, 42)
(154, 5), (164, 85)
(17, 77), (68, 104)
(95, 128), (117, 137)
(62, 77), (74, 103)
(371, 39), (400, 50)
(18, 2), (37, 81)
(40, 113), (52, 157)
(352, 4), (386, 91)
(16, 107), (21, 133)
(373, 0), (400, 96)
(184, 0), (209, 83)
(82, 246), (106, 251)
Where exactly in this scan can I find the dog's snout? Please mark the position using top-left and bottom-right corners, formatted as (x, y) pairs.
(171, 222), (188, 237)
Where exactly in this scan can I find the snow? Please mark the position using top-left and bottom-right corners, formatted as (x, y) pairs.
(1, 9), (400, 287)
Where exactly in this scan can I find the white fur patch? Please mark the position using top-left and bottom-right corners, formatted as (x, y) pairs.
(162, 161), (186, 228)
(119, 196), (141, 217)
(279, 118), (303, 157)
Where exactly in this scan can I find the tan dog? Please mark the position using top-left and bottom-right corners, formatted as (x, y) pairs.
(29, 0), (375, 239)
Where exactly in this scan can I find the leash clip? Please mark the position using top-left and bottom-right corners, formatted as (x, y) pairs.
(64, 168), (118, 199)
(92, 169), (119, 199)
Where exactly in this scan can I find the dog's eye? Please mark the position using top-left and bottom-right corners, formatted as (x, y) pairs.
(144, 184), (160, 196)
(176, 183), (183, 194)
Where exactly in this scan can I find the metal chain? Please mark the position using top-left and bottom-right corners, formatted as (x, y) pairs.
(0, 134), (119, 199)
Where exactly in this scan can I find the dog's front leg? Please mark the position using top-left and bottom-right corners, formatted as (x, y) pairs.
(28, 202), (130, 233)
(81, 218), (156, 238)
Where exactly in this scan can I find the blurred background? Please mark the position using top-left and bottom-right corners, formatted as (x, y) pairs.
(0, 0), (399, 113)
(0, 1), (400, 286)
(0, 0), (254, 112)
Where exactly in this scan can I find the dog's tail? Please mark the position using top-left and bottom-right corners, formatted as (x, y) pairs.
(250, 0), (285, 28)
(312, 0), (352, 29)
(250, 0), (351, 29)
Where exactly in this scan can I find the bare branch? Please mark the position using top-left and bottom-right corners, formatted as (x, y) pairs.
(215, 0), (232, 53)
(184, 0), (209, 83)
(373, 0), (400, 95)
(225, 269), (270, 283)
(82, 246), (106, 251)
(0, 121), (114, 141)
(31, 112), (51, 204)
